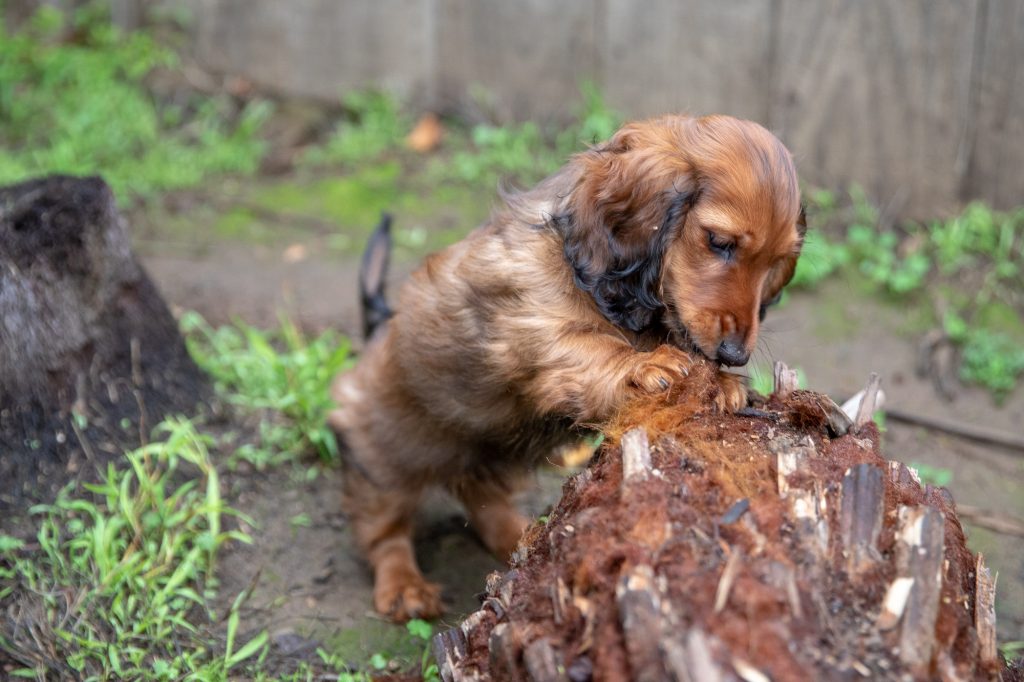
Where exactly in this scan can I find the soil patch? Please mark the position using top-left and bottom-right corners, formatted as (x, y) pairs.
(211, 461), (568, 670)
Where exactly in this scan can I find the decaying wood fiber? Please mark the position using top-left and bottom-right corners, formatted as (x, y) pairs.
(436, 361), (1020, 682)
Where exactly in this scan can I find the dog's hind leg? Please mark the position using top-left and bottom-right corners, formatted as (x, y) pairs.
(343, 471), (443, 621)
(450, 473), (531, 562)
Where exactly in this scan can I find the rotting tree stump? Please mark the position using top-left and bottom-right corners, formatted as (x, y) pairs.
(435, 362), (1021, 682)
(0, 176), (209, 510)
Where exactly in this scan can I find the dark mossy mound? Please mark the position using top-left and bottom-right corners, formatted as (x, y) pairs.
(0, 176), (210, 512)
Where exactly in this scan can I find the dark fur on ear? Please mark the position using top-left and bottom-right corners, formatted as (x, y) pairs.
(555, 191), (697, 332)
(554, 129), (699, 333)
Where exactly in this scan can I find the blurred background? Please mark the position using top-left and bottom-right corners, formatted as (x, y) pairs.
(2, 0), (1023, 668)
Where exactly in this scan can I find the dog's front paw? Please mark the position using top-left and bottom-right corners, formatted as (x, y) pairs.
(714, 371), (748, 412)
(630, 345), (694, 394)
(374, 572), (444, 622)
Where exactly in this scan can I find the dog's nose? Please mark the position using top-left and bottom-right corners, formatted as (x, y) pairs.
(716, 335), (749, 366)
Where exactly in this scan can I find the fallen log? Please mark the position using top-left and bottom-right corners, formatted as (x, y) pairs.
(0, 176), (209, 510)
(435, 362), (1021, 681)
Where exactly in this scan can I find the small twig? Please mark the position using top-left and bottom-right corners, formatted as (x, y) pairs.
(714, 548), (742, 613)
(70, 414), (97, 464)
(956, 505), (1024, 538)
(974, 554), (998, 667)
(883, 406), (1024, 454)
(129, 336), (143, 388)
(133, 388), (148, 447)
(218, 567), (264, 624)
(735, 407), (779, 421)
(128, 338), (149, 446)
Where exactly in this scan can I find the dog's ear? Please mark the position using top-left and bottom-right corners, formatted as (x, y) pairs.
(556, 125), (698, 332)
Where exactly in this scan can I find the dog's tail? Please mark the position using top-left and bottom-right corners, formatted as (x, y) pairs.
(359, 213), (394, 340)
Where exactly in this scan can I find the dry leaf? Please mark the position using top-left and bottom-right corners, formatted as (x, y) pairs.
(406, 112), (444, 152)
(282, 243), (308, 264)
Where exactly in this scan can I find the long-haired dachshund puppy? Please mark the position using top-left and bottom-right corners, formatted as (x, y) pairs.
(328, 114), (805, 620)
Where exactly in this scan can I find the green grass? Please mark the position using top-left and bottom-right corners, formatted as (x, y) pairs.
(1001, 641), (1024, 661)
(0, 310), (438, 679)
(748, 365), (775, 396)
(908, 462), (954, 488)
(255, 161), (403, 229)
(180, 312), (353, 467)
(0, 413), (441, 681)
(0, 2), (268, 200)
(789, 229), (847, 289)
(747, 364), (807, 396)
(298, 80), (622, 192)
(173, 315), (442, 678)
(303, 620), (439, 682)
(301, 90), (410, 168)
(0, 418), (263, 679)
(799, 188), (1024, 400)
(440, 81), (622, 189)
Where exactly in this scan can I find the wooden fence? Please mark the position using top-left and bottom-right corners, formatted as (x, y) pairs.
(23, 0), (1024, 218)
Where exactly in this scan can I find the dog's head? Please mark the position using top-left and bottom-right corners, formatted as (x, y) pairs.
(555, 114), (804, 366)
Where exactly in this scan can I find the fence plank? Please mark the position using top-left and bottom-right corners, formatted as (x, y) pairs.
(436, 0), (598, 122)
(962, 0), (1024, 209)
(190, 0), (435, 102)
(603, 0), (772, 123)
(770, 0), (979, 219)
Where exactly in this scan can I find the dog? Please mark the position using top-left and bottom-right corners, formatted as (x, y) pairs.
(328, 114), (805, 621)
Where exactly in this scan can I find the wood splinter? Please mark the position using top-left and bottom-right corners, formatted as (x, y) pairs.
(823, 395), (855, 437)
(840, 372), (885, 430)
(888, 460), (921, 488)
(621, 427), (652, 485)
(714, 548), (743, 613)
(615, 564), (668, 682)
(732, 657), (772, 682)
(839, 463), (885, 577)
(974, 553), (998, 668)
(770, 435), (817, 497)
(523, 637), (567, 682)
(432, 626), (469, 682)
(549, 577), (570, 625)
(488, 623), (523, 680)
(663, 629), (726, 682)
(892, 506), (945, 668)
(789, 485), (829, 555)
(773, 360), (800, 398)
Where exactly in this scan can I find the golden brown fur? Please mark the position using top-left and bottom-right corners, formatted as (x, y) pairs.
(328, 114), (805, 620)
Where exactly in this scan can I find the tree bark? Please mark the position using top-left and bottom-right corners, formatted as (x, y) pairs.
(435, 363), (1020, 682)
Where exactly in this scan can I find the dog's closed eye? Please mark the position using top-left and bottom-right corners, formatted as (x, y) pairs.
(706, 230), (736, 261)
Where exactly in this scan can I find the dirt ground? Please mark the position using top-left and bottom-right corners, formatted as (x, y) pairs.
(131, 198), (1024, 664)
